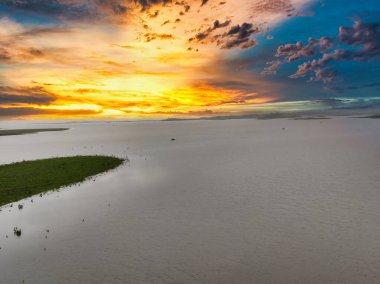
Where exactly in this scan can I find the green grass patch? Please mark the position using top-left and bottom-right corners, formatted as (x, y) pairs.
(0, 156), (124, 207)
(0, 128), (68, 136)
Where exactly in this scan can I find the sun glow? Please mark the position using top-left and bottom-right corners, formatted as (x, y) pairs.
(0, 0), (312, 119)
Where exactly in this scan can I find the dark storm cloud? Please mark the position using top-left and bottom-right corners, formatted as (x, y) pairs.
(0, 86), (56, 105)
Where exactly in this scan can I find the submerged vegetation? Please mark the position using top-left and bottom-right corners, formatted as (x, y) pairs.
(0, 128), (68, 136)
(0, 156), (124, 207)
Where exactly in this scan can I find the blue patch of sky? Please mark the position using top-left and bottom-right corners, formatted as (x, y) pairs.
(242, 0), (380, 100)
(0, 4), (61, 26)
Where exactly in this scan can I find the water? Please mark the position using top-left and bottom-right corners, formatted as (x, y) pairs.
(0, 118), (379, 283)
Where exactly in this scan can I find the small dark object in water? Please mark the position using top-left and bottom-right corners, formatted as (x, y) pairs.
(46, 229), (49, 233)
(171, 138), (176, 141)
(18, 204), (23, 210)
(282, 128), (286, 130)
(14, 227), (22, 237)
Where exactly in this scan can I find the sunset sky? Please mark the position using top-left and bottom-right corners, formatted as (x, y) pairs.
(0, 0), (379, 119)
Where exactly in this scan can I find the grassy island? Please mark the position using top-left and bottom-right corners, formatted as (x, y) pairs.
(0, 128), (68, 136)
(0, 156), (124, 207)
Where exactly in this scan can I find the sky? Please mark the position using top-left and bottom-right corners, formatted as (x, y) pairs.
(0, 0), (380, 119)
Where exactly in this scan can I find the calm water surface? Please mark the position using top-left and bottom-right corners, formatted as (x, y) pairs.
(0, 118), (379, 283)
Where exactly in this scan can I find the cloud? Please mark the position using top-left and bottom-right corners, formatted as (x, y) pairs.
(261, 60), (282, 75)
(148, 9), (160, 17)
(0, 0), (194, 22)
(207, 80), (257, 90)
(0, 107), (49, 117)
(0, 0), (95, 20)
(213, 19), (231, 29)
(190, 21), (259, 50)
(276, 37), (334, 62)
(0, 44), (66, 65)
(288, 55), (336, 83)
(132, 0), (172, 9)
(220, 23), (259, 49)
(252, 0), (295, 15)
(0, 86), (56, 105)
(201, 0), (209, 6)
(0, 48), (11, 62)
(0, 0), (130, 22)
(0, 107), (101, 117)
(338, 21), (380, 59)
(267, 21), (380, 83)
(190, 19), (231, 41)
(309, 68), (336, 83)
(144, 33), (174, 42)
(94, 0), (128, 15)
